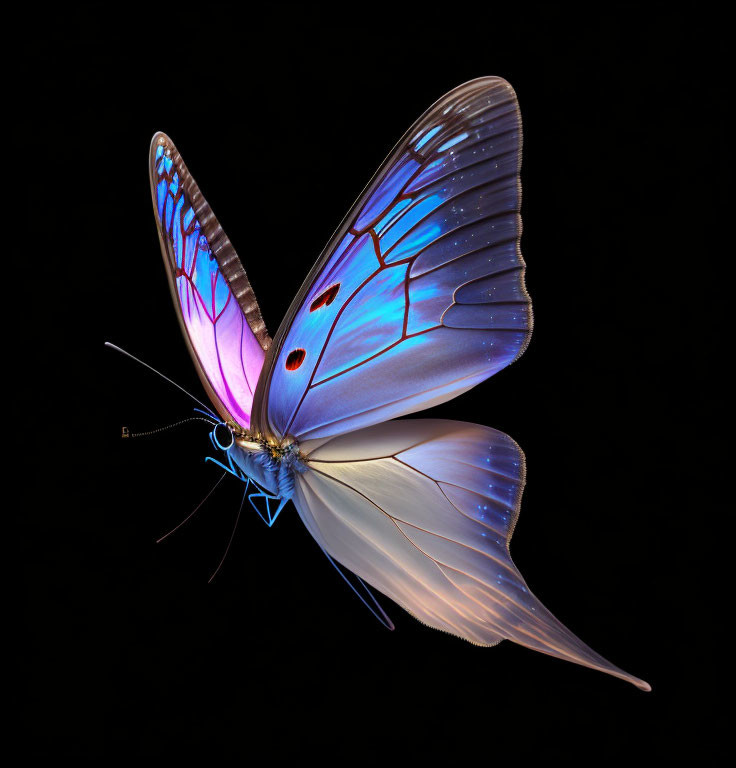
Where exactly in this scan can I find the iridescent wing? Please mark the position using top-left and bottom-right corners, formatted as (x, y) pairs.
(294, 419), (650, 690)
(150, 133), (269, 429)
(252, 78), (531, 442)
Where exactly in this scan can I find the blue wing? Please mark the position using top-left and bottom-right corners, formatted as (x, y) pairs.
(252, 77), (531, 442)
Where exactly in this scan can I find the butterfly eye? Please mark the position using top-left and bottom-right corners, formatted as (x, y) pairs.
(285, 348), (306, 370)
(310, 283), (340, 312)
(212, 422), (234, 451)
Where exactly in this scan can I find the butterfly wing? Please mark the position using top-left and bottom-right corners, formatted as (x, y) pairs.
(150, 132), (269, 429)
(294, 419), (650, 690)
(252, 77), (530, 441)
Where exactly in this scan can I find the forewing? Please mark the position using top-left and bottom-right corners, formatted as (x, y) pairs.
(150, 133), (269, 429)
(254, 78), (531, 441)
(293, 420), (650, 690)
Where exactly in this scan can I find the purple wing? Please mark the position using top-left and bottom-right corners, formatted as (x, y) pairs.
(252, 78), (531, 442)
(150, 133), (269, 429)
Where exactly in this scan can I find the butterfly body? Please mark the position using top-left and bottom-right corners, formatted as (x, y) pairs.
(144, 77), (650, 690)
(229, 437), (307, 500)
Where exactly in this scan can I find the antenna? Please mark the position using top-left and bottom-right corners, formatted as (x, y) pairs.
(120, 416), (217, 440)
(104, 342), (216, 418)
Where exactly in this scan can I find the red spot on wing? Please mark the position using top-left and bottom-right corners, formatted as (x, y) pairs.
(285, 348), (306, 370)
(310, 283), (341, 312)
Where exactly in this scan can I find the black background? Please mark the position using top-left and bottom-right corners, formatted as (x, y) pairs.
(21, 4), (726, 761)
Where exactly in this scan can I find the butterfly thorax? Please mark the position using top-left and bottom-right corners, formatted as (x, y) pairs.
(229, 433), (307, 500)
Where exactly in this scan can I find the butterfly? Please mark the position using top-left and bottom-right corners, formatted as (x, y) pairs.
(141, 77), (649, 691)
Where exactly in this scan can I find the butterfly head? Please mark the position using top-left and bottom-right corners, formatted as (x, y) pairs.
(210, 421), (236, 451)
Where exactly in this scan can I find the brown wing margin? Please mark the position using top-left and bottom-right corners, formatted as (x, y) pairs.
(150, 132), (271, 352)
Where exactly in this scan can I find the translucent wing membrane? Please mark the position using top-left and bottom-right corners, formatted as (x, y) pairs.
(149, 133), (269, 429)
(295, 420), (650, 690)
(255, 77), (531, 442)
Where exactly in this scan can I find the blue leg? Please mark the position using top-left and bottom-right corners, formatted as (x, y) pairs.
(319, 546), (394, 631)
(248, 492), (288, 527)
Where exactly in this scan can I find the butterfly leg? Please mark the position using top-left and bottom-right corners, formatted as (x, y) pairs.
(204, 455), (249, 483)
(318, 546), (394, 630)
(248, 492), (288, 528)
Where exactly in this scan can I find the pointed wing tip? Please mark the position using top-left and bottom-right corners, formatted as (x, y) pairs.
(149, 132), (176, 161)
(607, 666), (650, 692)
(151, 130), (173, 146)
